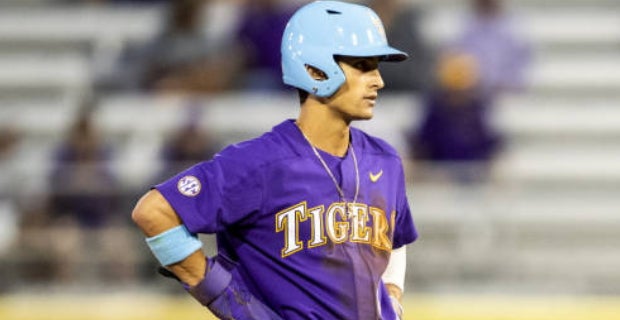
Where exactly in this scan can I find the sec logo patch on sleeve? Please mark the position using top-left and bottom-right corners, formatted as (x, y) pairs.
(177, 176), (201, 197)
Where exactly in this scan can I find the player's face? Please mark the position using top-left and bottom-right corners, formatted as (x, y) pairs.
(328, 56), (385, 121)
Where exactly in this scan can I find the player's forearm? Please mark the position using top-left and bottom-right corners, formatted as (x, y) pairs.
(383, 246), (407, 317)
(382, 246), (407, 294)
(132, 189), (206, 286)
(168, 250), (207, 286)
(385, 283), (403, 302)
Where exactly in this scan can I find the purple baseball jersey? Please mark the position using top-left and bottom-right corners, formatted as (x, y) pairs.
(156, 119), (418, 319)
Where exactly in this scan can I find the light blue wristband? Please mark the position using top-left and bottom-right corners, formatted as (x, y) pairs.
(146, 225), (203, 266)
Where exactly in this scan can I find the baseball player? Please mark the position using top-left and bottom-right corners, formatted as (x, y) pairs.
(132, 1), (418, 319)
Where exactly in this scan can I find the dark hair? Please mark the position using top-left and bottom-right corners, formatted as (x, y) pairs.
(298, 89), (309, 104)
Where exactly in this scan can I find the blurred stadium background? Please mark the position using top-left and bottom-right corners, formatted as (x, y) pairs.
(0, 0), (619, 319)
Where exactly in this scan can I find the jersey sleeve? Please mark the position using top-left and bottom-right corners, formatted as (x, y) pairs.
(154, 151), (263, 234)
(392, 161), (418, 249)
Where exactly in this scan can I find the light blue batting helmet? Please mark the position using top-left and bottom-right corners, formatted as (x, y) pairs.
(281, 1), (408, 97)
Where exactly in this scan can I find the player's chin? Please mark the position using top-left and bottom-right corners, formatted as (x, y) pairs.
(352, 112), (374, 121)
(358, 105), (375, 120)
(348, 104), (374, 121)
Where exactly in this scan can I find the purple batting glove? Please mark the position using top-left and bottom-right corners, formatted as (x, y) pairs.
(188, 256), (283, 320)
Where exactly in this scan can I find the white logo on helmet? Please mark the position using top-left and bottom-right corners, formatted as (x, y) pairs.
(370, 14), (386, 41)
(177, 176), (201, 197)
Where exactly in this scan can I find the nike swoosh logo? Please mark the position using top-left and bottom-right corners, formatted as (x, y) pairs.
(369, 170), (383, 182)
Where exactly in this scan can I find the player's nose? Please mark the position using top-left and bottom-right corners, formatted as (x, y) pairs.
(369, 68), (385, 90)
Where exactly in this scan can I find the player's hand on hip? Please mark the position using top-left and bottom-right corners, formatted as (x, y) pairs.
(160, 256), (282, 319)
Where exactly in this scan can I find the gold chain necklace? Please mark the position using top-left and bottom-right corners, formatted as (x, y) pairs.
(299, 130), (360, 204)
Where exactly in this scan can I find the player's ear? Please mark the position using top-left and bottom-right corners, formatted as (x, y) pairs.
(305, 65), (328, 81)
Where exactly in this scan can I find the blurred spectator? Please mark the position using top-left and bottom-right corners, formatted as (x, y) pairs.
(0, 127), (20, 200)
(368, 0), (435, 93)
(0, 126), (59, 286)
(451, 0), (531, 98)
(0, 127), (20, 258)
(106, 0), (167, 3)
(42, 97), (138, 284)
(98, 0), (239, 94)
(58, 0), (167, 4)
(156, 104), (218, 182)
(233, 0), (300, 91)
(407, 51), (503, 183)
(48, 104), (118, 229)
(405, 0), (528, 183)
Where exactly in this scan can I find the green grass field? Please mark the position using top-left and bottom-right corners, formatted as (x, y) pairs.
(1, 293), (618, 320)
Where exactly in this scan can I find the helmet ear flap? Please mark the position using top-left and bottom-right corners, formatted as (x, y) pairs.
(284, 48), (345, 97)
(305, 59), (346, 97)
